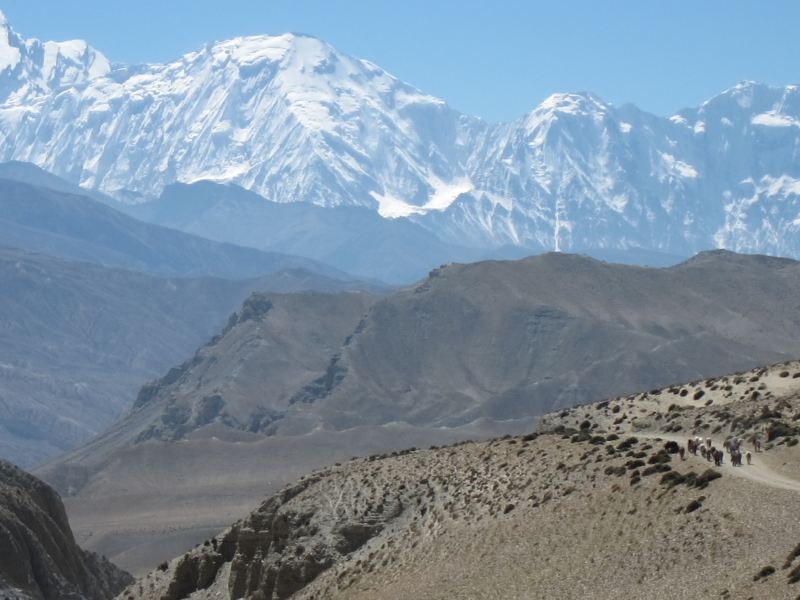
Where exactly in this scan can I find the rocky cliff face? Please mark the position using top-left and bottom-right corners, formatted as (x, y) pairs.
(0, 459), (132, 599)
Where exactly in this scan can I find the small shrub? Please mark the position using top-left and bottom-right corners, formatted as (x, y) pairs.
(684, 497), (705, 513)
(694, 469), (722, 489)
(642, 463), (671, 476)
(693, 390), (705, 400)
(648, 450), (672, 465)
(753, 565), (776, 581)
(768, 422), (797, 442)
(604, 465), (627, 477)
(789, 563), (800, 584)
(783, 542), (800, 569)
(157, 561), (168, 571)
(660, 471), (691, 488)
(660, 471), (681, 486)
(571, 430), (591, 443)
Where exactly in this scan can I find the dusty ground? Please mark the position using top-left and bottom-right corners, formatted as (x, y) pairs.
(63, 421), (527, 575)
(117, 359), (800, 599)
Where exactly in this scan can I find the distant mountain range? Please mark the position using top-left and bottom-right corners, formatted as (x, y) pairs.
(0, 174), (381, 467)
(66, 250), (800, 449)
(0, 173), (345, 280)
(0, 12), (798, 261)
(0, 244), (368, 468)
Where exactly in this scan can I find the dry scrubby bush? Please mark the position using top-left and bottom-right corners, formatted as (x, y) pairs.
(767, 421), (799, 442)
(783, 543), (800, 569)
(753, 565), (776, 581)
(642, 463), (672, 477)
(660, 469), (721, 490)
(684, 496), (705, 513)
(604, 465), (627, 477)
(647, 450), (672, 465)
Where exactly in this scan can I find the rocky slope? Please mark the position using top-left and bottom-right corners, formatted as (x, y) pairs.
(0, 246), (370, 468)
(273, 250), (800, 434)
(0, 459), (131, 599)
(48, 250), (800, 468)
(37, 250), (800, 574)
(1, 14), (799, 259)
(118, 359), (800, 599)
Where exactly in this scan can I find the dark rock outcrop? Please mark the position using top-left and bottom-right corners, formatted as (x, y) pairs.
(0, 460), (132, 599)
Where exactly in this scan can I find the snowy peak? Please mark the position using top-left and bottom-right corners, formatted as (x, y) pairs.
(0, 12), (109, 104)
(0, 11), (799, 262)
(671, 81), (800, 131)
(0, 16), (468, 205)
(0, 11), (23, 73)
(536, 91), (611, 116)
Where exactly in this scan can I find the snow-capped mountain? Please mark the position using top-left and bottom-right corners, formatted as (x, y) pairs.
(0, 14), (476, 208)
(0, 11), (798, 258)
(430, 83), (800, 257)
(0, 12), (109, 104)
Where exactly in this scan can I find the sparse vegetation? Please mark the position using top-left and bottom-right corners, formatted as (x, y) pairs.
(753, 565), (776, 581)
(684, 496), (705, 513)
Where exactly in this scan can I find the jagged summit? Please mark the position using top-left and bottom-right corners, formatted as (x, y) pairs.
(0, 12), (109, 105)
(535, 90), (611, 115)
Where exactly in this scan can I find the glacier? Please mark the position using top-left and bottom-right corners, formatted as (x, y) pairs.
(0, 12), (798, 258)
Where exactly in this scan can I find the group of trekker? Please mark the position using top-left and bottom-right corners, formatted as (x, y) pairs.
(685, 436), (753, 467)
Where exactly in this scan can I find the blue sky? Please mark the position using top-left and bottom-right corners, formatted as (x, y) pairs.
(3, 1), (799, 122)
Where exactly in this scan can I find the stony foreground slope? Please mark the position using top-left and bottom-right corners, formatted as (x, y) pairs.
(0, 460), (132, 599)
(119, 359), (800, 599)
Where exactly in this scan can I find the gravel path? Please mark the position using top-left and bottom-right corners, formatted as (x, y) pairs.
(641, 432), (800, 493)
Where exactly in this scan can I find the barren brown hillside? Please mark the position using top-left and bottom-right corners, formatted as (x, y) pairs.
(118, 359), (800, 599)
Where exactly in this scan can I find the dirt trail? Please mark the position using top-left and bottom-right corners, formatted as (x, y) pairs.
(640, 432), (800, 493)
